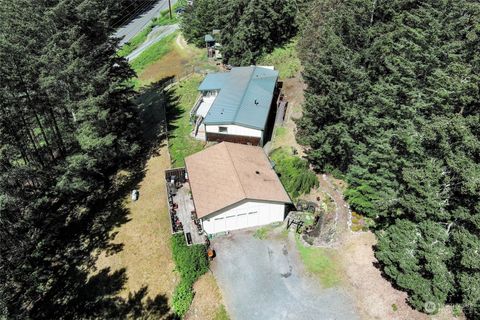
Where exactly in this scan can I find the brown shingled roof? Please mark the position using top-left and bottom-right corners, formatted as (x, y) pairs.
(185, 142), (292, 219)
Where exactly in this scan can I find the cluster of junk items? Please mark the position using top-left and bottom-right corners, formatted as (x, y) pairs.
(165, 168), (215, 258)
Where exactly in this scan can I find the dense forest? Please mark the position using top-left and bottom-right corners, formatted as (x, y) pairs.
(0, 0), (150, 318)
(298, 0), (479, 317)
(181, 0), (303, 65)
(2, 0), (479, 318)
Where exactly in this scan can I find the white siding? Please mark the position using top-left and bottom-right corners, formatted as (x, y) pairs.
(205, 124), (262, 138)
(201, 200), (285, 234)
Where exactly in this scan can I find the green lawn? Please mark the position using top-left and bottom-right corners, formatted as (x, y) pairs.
(130, 32), (178, 73)
(167, 75), (205, 167)
(118, 1), (185, 57)
(295, 237), (341, 288)
(118, 27), (152, 57)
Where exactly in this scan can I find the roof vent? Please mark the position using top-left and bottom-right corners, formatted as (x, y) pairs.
(255, 170), (260, 175)
(254, 99), (259, 105)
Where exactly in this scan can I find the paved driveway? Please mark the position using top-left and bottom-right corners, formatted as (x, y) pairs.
(211, 230), (359, 320)
(114, 0), (178, 46)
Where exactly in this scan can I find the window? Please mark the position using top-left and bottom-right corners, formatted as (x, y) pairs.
(219, 126), (228, 133)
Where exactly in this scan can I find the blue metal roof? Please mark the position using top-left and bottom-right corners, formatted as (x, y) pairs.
(202, 66), (278, 131)
(204, 34), (215, 42)
(198, 73), (230, 91)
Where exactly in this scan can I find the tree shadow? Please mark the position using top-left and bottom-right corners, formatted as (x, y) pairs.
(17, 77), (186, 319)
(112, 0), (162, 30)
(135, 76), (181, 156)
(33, 266), (178, 319)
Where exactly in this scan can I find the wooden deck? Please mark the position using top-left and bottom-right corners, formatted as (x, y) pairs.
(171, 182), (207, 245)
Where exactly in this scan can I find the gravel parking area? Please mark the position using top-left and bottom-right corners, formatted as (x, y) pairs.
(211, 229), (359, 320)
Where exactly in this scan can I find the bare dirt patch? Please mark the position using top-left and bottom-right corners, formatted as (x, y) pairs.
(138, 35), (216, 87)
(95, 145), (178, 301)
(272, 73), (306, 156)
(138, 48), (191, 85)
(338, 232), (458, 320)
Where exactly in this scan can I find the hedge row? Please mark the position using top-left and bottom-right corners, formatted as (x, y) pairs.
(171, 234), (209, 317)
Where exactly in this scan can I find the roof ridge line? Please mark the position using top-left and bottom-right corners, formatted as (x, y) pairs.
(224, 143), (247, 199)
(231, 66), (257, 122)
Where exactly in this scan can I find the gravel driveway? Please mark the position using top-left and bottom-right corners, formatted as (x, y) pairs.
(211, 230), (359, 320)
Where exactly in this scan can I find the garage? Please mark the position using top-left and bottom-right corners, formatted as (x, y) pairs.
(201, 200), (287, 234)
(184, 142), (292, 235)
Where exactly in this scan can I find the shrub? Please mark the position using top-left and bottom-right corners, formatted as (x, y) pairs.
(172, 279), (195, 316)
(270, 148), (319, 198)
(253, 227), (268, 240)
(171, 234), (208, 316)
(258, 40), (301, 79)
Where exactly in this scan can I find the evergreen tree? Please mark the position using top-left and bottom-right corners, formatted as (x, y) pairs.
(181, 0), (299, 65)
(0, 0), (142, 317)
(180, 0), (221, 47)
(299, 0), (480, 316)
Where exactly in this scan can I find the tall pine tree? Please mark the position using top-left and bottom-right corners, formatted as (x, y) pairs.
(299, 0), (480, 317)
(0, 0), (142, 318)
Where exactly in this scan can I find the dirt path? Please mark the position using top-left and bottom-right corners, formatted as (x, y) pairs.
(95, 144), (178, 301)
(318, 174), (351, 239)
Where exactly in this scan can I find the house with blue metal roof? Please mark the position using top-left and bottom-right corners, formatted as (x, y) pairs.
(191, 66), (279, 146)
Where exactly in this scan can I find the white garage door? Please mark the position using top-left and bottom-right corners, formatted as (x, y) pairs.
(225, 215), (237, 230)
(247, 211), (259, 228)
(237, 213), (248, 227)
(213, 217), (225, 233)
(211, 212), (260, 233)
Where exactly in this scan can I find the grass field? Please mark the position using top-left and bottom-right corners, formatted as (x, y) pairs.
(185, 273), (230, 320)
(130, 32), (178, 73)
(167, 75), (206, 167)
(137, 36), (213, 87)
(118, 27), (152, 57)
(95, 143), (178, 301)
(295, 237), (341, 288)
(118, 1), (184, 57)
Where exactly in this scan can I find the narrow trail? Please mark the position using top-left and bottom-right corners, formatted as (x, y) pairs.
(318, 174), (351, 241)
(278, 74), (352, 240)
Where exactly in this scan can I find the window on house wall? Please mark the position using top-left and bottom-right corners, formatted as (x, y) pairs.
(219, 126), (228, 133)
